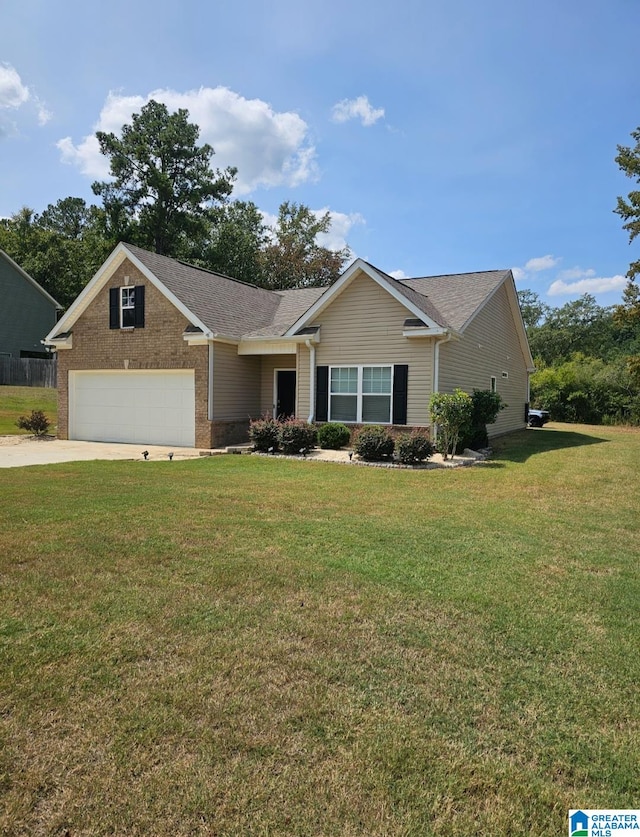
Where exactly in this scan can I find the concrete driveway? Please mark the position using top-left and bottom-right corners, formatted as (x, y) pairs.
(0, 436), (205, 468)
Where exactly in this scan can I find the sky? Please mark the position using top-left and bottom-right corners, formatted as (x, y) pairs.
(1, 0), (639, 309)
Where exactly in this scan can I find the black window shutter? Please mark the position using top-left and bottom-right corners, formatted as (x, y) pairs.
(109, 288), (119, 329)
(316, 366), (329, 422)
(392, 364), (408, 425)
(134, 285), (145, 328)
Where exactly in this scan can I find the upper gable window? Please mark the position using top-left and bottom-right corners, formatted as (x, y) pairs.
(121, 287), (136, 327)
(110, 285), (145, 330)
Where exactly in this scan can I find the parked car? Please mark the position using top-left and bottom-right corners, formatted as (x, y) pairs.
(528, 408), (550, 428)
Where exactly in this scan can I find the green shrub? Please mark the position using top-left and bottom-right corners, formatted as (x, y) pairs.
(317, 422), (351, 449)
(429, 389), (473, 459)
(460, 389), (506, 451)
(278, 418), (317, 455)
(395, 431), (434, 464)
(249, 416), (281, 452)
(16, 410), (50, 436)
(353, 425), (395, 461)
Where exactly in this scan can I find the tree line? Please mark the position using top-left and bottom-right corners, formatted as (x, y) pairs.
(0, 101), (350, 309)
(520, 289), (640, 425)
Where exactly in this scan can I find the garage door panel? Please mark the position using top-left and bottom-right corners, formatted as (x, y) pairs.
(70, 371), (196, 447)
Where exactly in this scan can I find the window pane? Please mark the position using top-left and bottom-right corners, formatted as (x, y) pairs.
(363, 366), (391, 394)
(331, 367), (357, 394)
(121, 307), (135, 327)
(362, 395), (391, 423)
(121, 288), (135, 308)
(331, 395), (357, 422)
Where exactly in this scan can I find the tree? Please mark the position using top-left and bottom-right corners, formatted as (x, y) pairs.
(38, 197), (94, 240)
(429, 389), (473, 460)
(197, 200), (268, 284)
(92, 100), (236, 257)
(614, 125), (640, 349)
(0, 203), (112, 308)
(517, 289), (549, 331)
(258, 202), (350, 289)
(614, 125), (640, 281)
(527, 294), (621, 365)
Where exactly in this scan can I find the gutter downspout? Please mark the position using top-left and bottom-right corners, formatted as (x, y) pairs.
(432, 332), (453, 443)
(208, 342), (214, 421)
(305, 339), (316, 423)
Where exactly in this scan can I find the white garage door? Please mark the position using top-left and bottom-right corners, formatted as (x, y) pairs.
(69, 370), (196, 447)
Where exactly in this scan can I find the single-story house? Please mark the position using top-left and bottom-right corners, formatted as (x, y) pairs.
(0, 249), (61, 359)
(45, 242), (534, 448)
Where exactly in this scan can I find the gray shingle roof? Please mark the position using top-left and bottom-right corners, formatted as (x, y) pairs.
(398, 270), (510, 332)
(242, 287), (327, 338)
(126, 244), (282, 339)
(125, 244), (510, 340)
(362, 262), (452, 328)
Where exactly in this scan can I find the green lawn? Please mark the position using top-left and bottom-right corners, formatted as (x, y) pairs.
(1, 424), (638, 836)
(0, 385), (57, 435)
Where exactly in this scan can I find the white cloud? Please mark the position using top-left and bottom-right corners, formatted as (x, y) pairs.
(556, 266), (595, 281)
(0, 63), (50, 137)
(36, 101), (52, 126)
(548, 275), (627, 297)
(524, 255), (560, 272)
(389, 269), (408, 280)
(314, 209), (364, 251)
(57, 87), (318, 194)
(0, 64), (29, 109)
(331, 95), (384, 127)
(514, 256), (627, 300)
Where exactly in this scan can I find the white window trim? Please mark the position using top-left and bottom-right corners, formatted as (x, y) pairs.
(120, 286), (135, 329)
(490, 376), (497, 393)
(329, 364), (393, 424)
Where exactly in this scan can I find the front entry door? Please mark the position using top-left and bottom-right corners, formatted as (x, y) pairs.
(276, 370), (296, 419)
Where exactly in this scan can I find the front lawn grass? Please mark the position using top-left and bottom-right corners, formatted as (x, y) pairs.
(0, 423), (638, 836)
(0, 385), (57, 435)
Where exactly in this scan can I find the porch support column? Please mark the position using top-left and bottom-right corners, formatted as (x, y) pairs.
(305, 339), (316, 423)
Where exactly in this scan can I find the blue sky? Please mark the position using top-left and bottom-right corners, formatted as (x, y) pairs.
(1, 0), (639, 308)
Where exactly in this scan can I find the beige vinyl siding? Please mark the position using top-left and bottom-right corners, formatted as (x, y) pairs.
(296, 346), (310, 422)
(438, 283), (528, 436)
(212, 341), (261, 420)
(297, 273), (434, 426)
(260, 354), (296, 416)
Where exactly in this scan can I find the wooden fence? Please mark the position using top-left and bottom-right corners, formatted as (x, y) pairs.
(0, 357), (57, 388)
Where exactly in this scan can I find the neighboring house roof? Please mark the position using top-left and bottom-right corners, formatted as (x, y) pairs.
(0, 249), (62, 309)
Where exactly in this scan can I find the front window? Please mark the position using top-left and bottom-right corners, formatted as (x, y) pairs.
(330, 365), (392, 423)
(121, 287), (135, 327)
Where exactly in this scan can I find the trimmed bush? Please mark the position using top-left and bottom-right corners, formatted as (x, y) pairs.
(458, 390), (506, 451)
(16, 410), (50, 436)
(317, 422), (351, 450)
(429, 389), (473, 460)
(279, 418), (317, 455)
(249, 416), (281, 452)
(353, 425), (394, 461)
(395, 431), (434, 465)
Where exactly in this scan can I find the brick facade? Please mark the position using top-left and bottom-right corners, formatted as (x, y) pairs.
(56, 259), (215, 447)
